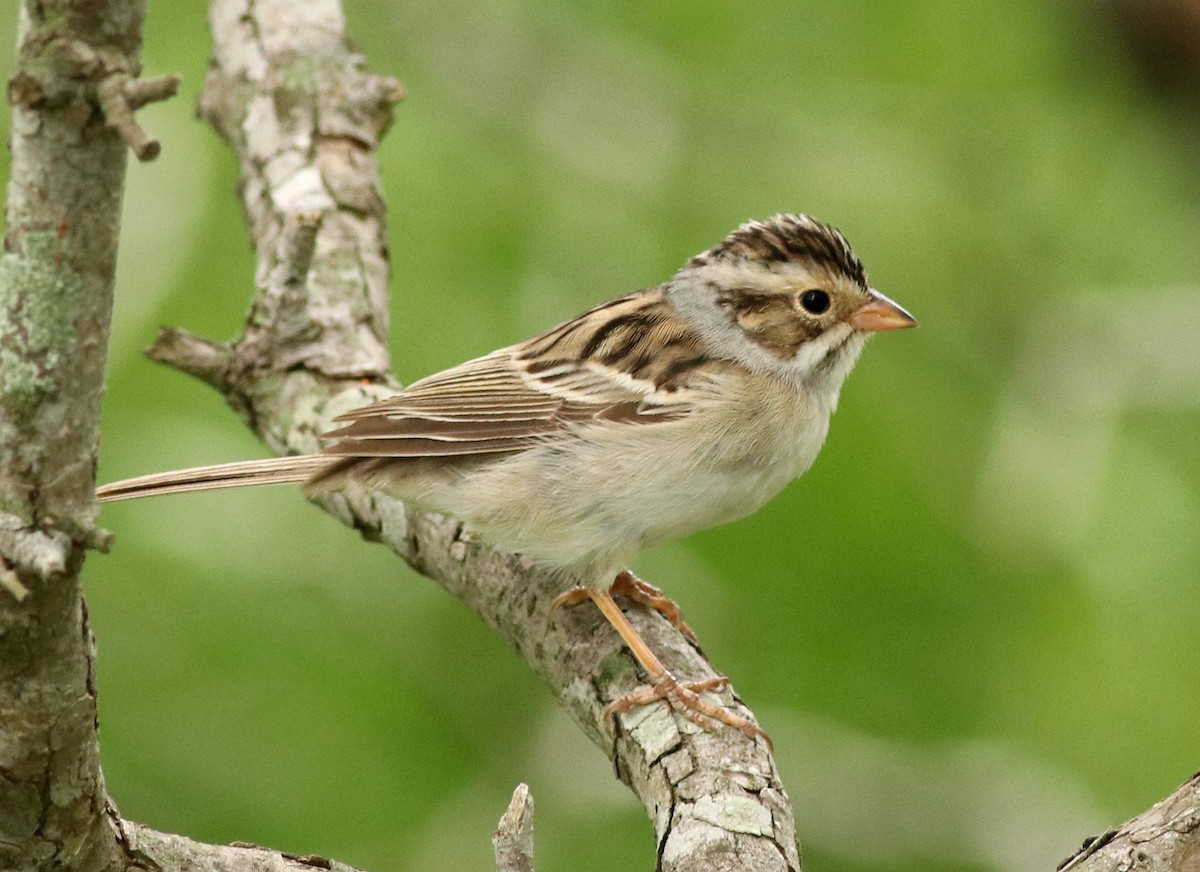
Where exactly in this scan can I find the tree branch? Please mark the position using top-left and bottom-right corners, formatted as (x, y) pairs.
(493, 784), (536, 872)
(118, 821), (368, 872)
(0, 1), (155, 869)
(96, 71), (180, 161)
(1057, 772), (1200, 872)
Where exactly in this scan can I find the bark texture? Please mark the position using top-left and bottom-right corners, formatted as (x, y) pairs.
(1057, 772), (1200, 872)
(493, 783), (535, 872)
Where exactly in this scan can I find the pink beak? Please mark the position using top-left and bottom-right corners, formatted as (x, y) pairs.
(845, 289), (918, 332)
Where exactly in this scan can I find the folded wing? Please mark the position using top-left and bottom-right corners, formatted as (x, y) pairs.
(319, 289), (720, 459)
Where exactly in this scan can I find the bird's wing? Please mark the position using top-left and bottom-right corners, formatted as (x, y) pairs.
(319, 289), (726, 459)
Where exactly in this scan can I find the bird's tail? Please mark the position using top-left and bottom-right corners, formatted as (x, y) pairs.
(95, 455), (332, 503)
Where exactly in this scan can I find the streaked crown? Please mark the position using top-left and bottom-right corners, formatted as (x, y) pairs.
(688, 214), (867, 290)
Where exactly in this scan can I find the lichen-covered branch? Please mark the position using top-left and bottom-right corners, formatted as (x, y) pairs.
(0, 1), (155, 869)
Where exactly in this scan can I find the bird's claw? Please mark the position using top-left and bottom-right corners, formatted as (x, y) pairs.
(549, 569), (696, 642)
(605, 671), (772, 749)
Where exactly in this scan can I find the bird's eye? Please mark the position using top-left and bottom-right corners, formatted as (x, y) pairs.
(799, 289), (831, 315)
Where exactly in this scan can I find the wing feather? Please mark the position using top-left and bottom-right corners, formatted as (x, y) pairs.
(320, 288), (724, 460)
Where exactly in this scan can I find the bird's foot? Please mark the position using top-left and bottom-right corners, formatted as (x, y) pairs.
(549, 569), (695, 641)
(606, 671), (772, 749)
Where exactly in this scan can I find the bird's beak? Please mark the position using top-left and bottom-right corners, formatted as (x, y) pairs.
(845, 289), (918, 332)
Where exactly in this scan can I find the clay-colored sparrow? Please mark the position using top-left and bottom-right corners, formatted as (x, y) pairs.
(98, 214), (916, 743)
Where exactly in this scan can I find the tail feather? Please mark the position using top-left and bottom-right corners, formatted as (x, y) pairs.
(96, 455), (332, 503)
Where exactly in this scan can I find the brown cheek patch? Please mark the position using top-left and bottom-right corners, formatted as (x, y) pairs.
(726, 294), (822, 360)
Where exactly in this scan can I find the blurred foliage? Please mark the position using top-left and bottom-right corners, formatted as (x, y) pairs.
(3, 2), (1200, 871)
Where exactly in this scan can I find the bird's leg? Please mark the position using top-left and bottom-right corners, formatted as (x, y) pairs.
(588, 589), (771, 748)
(549, 569), (696, 641)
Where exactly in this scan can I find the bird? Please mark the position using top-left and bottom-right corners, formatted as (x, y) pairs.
(97, 214), (917, 745)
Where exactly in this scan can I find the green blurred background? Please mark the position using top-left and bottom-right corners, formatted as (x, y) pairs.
(4, 1), (1200, 870)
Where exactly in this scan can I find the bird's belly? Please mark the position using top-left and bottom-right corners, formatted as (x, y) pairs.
(442, 399), (830, 578)
(622, 436), (816, 549)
